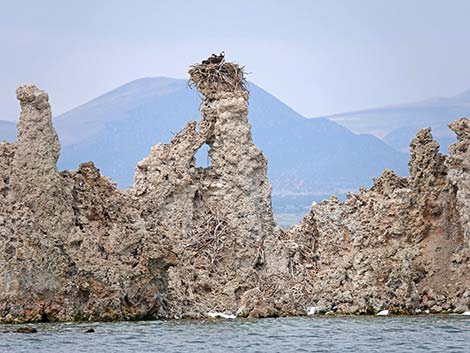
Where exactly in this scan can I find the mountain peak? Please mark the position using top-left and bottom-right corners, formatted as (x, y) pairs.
(101, 76), (187, 99)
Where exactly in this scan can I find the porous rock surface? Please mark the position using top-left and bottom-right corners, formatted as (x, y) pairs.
(0, 85), (174, 323)
(0, 56), (469, 323)
(132, 57), (284, 317)
(283, 119), (470, 315)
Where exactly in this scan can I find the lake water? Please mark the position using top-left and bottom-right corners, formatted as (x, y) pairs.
(1, 316), (470, 353)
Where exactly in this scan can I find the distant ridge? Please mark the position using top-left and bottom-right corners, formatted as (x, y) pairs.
(316, 88), (470, 152)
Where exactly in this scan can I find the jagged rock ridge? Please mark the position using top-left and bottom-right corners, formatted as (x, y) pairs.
(1, 85), (174, 322)
(0, 55), (469, 322)
(282, 118), (470, 314)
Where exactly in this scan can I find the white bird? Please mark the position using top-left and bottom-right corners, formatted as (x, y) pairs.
(307, 307), (317, 316)
(207, 311), (236, 319)
(376, 310), (389, 316)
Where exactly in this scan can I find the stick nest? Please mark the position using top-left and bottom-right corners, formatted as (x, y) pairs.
(188, 53), (248, 98)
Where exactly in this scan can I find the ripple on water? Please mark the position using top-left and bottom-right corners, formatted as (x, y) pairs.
(1, 316), (470, 353)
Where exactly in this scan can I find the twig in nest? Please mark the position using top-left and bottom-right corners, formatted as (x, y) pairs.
(188, 52), (249, 97)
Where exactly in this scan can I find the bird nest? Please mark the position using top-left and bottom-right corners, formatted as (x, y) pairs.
(188, 53), (248, 98)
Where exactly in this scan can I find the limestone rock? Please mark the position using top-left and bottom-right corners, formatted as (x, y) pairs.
(0, 55), (284, 322)
(0, 55), (469, 322)
(447, 118), (470, 241)
(0, 86), (172, 323)
(133, 56), (284, 317)
(286, 119), (470, 314)
(0, 142), (15, 199)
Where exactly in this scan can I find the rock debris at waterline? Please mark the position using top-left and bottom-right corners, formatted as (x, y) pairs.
(0, 54), (469, 323)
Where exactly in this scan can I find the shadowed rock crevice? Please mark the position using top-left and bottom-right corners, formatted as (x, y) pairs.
(0, 55), (469, 322)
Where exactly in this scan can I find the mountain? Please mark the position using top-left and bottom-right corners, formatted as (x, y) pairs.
(247, 86), (408, 195)
(47, 78), (408, 196)
(320, 89), (470, 152)
(1, 78), (409, 198)
(0, 120), (17, 142)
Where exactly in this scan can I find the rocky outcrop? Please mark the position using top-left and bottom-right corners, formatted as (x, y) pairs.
(0, 86), (173, 323)
(447, 119), (470, 242)
(0, 56), (287, 323)
(133, 57), (284, 317)
(284, 120), (470, 314)
(0, 55), (469, 322)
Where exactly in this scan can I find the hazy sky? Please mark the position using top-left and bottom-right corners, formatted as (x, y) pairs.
(2, 0), (470, 121)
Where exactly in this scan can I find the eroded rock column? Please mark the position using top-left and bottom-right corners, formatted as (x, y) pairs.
(132, 54), (285, 317)
(11, 85), (73, 232)
(447, 118), (470, 241)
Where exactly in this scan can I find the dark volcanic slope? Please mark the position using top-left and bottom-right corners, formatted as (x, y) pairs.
(18, 78), (408, 194)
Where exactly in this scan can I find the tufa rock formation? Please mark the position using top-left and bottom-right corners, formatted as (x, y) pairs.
(0, 55), (469, 323)
(132, 55), (284, 317)
(282, 120), (470, 314)
(1, 86), (173, 322)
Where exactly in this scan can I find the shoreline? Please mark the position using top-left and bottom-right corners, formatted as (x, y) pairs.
(2, 309), (470, 326)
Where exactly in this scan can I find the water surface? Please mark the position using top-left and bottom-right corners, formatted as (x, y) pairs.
(2, 316), (470, 353)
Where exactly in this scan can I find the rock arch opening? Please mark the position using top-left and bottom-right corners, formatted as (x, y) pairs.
(195, 143), (212, 168)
